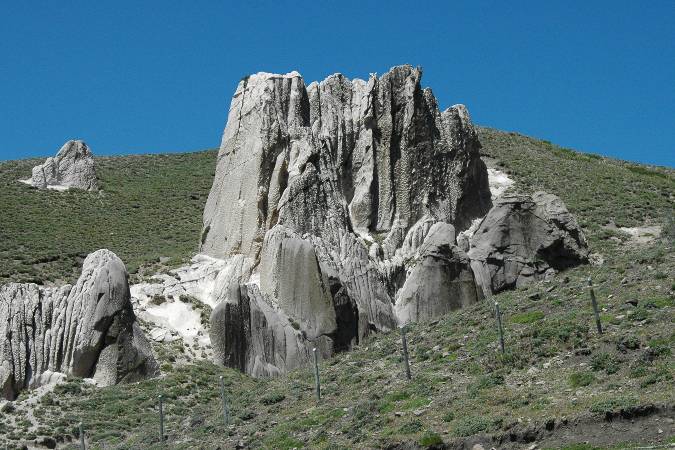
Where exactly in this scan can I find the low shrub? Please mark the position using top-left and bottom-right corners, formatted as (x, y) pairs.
(569, 371), (595, 388)
(451, 415), (496, 437)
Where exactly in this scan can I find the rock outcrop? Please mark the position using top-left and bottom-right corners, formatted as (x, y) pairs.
(204, 65), (492, 376)
(0, 250), (158, 400)
(468, 192), (589, 295)
(27, 140), (98, 191)
(210, 283), (332, 378)
(395, 222), (483, 325)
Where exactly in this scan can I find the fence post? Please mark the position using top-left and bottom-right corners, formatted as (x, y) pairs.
(400, 326), (412, 380)
(79, 422), (86, 450)
(588, 277), (603, 334)
(158, 394), (165, 443)
(219, 375), (229, 425)
(495, 302), (505, 354)
(312, 348), (321, 400)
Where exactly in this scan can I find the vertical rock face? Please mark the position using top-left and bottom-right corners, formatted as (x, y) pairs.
(259, 226), (337, 341)
(205, 66), (492, 376)
(29, 140), (98, 191)
(202, 66), (491, 259)
(468, 192), (589, 295)
(0, 250), (158, 400)
(210, 283), (331, 378)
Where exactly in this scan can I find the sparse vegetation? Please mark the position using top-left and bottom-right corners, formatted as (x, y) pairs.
(569, 371), (596, 388)
(0, 129), (673, 449)
(0, 150), (217, 285)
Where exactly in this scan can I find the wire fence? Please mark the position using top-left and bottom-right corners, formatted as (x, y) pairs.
(68, 275), (610, 449)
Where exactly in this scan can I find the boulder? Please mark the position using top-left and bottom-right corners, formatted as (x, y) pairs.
(202, 66), (494, 376)
(395, 222), (483, 324)
(0, 250), (158, 400)
(467, 192), (589, 295)
(28, 140), (98, 191)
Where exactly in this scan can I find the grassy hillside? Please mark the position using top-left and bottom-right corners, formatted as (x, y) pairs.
(477, 127), (674, 240)
(0, 129), (673, 449)
(0, 150), (217, 285)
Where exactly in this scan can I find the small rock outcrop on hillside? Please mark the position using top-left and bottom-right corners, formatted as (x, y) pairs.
(27, 140), (98, 191)
(0, 250), (158, 400)
(468, 192), (589, 295)
(205, 65), (493, 376)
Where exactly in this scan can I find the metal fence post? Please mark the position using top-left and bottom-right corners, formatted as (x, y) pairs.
(219, 375), (229, 425)
(313, 348), (321, 400)
(401, 326), (412, 380)
(588, 277), (603, 334)
(158, 394), (165, 443)
(495, 302), (505, 354)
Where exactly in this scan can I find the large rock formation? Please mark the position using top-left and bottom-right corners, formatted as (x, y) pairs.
(27, 140), (98, 191)
(206, 65), (492, 376)
(0, 250), (158, 400)
(468, 192), (589, 295)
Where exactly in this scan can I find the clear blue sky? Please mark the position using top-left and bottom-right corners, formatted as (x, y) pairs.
(1, 1), (673, 167)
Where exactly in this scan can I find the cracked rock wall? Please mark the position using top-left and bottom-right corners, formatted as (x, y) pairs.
(468, 192), (589, 295)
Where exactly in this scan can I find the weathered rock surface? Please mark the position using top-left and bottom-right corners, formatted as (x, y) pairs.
(210, 283), (332, 378)
(468, 192), (589, 295)
(259, 226), (337, 341)
(395, 222), (483, 325)
(28, 140), (98, 191)
(202, 66), (491, 259)
(203, 65), (492, 376)
(0, 250), (157, 400)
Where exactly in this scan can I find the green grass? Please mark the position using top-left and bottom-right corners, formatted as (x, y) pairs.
(0, 150), (217, 284)
(477, 127), (674, 234)
(510, 310), (545, 324)
(589, 396), (638, 415)
(569, 371), (596, 388)
(1, 129), (674, 449)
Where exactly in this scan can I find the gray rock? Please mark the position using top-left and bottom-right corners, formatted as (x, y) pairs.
(395, 222), (483, 324)
(0, 250), (157, 400)
(202, 66), (493, 376)
(468, 191), (589, 295)
(201, 66), (491, 260)
(29, 140), (98, 191)
(210, 283), (330, 377)
(259, 226), (337, 340)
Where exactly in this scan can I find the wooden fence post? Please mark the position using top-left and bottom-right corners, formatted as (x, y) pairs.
(158, 394), (165, 443)
(219, 375), (229, 425)
(495, 302), (505, 354)
(401, 327), (412, 380)
(79, 422), (86, 450)
(313, 348), (321, 401)
(588, 277), (603, 334)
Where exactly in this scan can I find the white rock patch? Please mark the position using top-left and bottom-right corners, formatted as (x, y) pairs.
(143, 299), (209, 346)
(130, 253), (255, 359)
(456, 217), (483, 248)
(20, 178), (74, 191)
(619, 225), (662, 244)
(487, 168), (515, 200)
